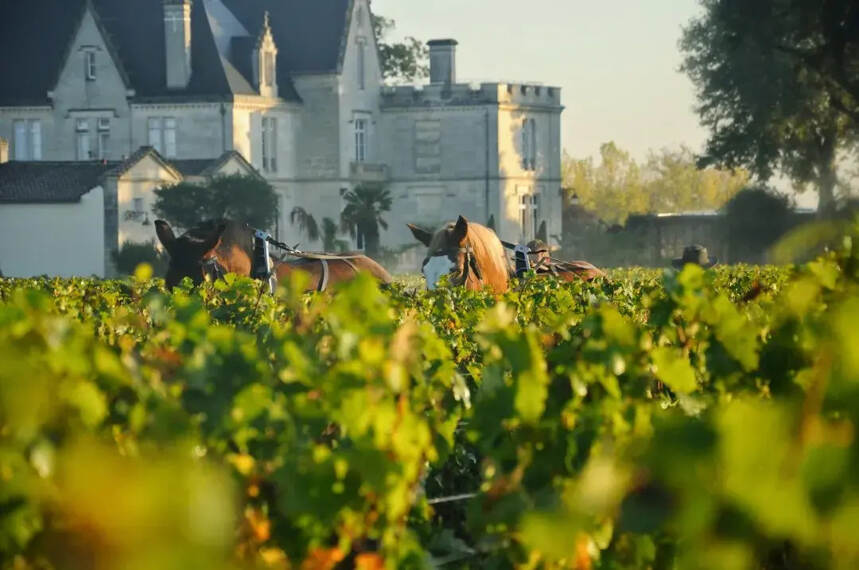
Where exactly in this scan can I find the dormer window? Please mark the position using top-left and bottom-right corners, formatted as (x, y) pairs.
(85, 51), (96, 81)
(263, 52), (274, 87)
(255, 11), (278, 98)
(357, 37), (366, 91)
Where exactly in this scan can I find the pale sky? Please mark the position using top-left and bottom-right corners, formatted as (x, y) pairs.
(371, 0), (709, 161)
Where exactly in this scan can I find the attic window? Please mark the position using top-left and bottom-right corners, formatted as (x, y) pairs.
(357, 37), (367, 91)
(85, 51), (96, 81)
(263, 52), (274, 87)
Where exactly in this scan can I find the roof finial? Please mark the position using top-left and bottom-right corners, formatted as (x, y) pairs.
(263, 10), (271, 31)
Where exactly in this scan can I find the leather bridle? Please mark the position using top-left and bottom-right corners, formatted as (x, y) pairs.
(427, 245), (483, 287)
(200, 255), (226, 283)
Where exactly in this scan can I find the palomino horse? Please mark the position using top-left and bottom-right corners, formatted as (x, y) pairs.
(525, 239), (606, 282)
(408, 216), (512, 294)
(155, 220), (392, 290)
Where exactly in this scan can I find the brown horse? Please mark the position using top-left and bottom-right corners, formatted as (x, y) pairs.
(408, 216), (511, 294)
(155, 219), (392, 290)
(525, 239), (606, 282)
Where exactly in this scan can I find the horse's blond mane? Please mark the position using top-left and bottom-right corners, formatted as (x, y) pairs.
(429, 220), (511, 293)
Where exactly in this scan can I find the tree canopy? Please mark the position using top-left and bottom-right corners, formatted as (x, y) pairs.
(724, 187), (795, 262)
(372, 14), (429, 83)
(680, 0), (858, 215)
(153, 174), (278, 231)
(562, 142), (749, 224)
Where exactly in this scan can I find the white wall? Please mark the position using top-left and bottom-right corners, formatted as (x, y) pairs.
(114, 155), (182, 244)
(0, 187), (106, 277)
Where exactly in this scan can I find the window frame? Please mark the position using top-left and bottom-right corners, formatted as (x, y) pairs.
(521, 119), (537, 171)
(13, 120), (28, 161)
(85, 51), (96, 81)
(147, 117), (163, 154)
(163, 118), (177, 158)
(519, 193), (539, 239)
(354, 117), (367, 163)
(76, 118), (91, 160)
(13, 119), (41, 161)
(261, 116), (278, 173)
(263, 51), (275, 87)
(357, 37), (366, 91)
(97, 118), (110, 160)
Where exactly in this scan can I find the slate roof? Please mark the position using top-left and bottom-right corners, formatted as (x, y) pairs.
(220, 0), (352, 75)
(0, 0), (352, 105)
(0, 149), (260, 203)
(0, 161), (118, 203)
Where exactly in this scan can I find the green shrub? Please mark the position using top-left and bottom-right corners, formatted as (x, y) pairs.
(112, 239), (169, 276)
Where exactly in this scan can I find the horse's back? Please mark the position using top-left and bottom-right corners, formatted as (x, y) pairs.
(556, 260), (606, 282)
(346, 255), (392, 284)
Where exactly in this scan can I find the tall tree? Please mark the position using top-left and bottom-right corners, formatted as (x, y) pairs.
(644, 146), (749, 213)
(562, 142), (748, 224)
(289, 208), (348, 252)
(340, 184), (392, 257)
(372, 14), (429, 83)
(290, 207), (320, 243)
(681, 0), (858, 216)
(153, 174), (278, 230)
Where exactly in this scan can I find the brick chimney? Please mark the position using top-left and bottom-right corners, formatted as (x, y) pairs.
(0, 137), (8, 164)
(163, 0), (193, 90)
(428, 39), (457, 85)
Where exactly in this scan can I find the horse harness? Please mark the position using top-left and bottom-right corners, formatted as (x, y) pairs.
(426, 244), (484, 287)
(201, 255), (227, 283)
(197, 227), (366, 293)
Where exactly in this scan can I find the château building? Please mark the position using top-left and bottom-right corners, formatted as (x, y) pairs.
(0, 0), (563, 276)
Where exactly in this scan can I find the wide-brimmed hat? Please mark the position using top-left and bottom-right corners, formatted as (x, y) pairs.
(526, 239), (560, 254)
(672, 244), (717, 269)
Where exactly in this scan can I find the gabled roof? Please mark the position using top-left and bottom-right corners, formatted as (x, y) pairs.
(0, 147), (263, 204)
(111, 146), (261, 180)
(0, 0), (352, 106)
(170, 151), (261, 179)
(0, 161), (117, 203)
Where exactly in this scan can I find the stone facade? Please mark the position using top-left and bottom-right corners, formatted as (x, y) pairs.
(0, 0), (565, 270)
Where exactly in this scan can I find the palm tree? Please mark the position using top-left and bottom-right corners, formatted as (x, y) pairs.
(290, 207), (320, 244)
(321, 217), (349, 252)
(340, 184), (392, 257)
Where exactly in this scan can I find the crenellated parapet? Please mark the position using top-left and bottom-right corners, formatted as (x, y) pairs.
(380, 82), (562, 110)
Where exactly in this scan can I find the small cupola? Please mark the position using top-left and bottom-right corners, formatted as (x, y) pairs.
(253, 11), (278, 98)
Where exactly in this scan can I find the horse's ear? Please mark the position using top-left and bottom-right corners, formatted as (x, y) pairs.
(452, 216), (469, 245)
(155, 220), (177, 254)
(408, 223), (433, 247)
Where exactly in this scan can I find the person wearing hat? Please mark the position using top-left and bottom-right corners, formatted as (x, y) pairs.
(672, 244), (718, 269)
(526, 239), (556, 268)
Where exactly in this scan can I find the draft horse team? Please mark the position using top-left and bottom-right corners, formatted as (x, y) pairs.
(154, 216), (604, 293)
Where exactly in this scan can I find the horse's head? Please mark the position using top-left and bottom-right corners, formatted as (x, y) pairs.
(155, 219), (230, 289)
(408, 215), (481, 290)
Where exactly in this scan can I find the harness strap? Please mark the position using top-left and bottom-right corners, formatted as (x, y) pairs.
(317, 258), (330, 292)
(341, 258), (360, 274)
